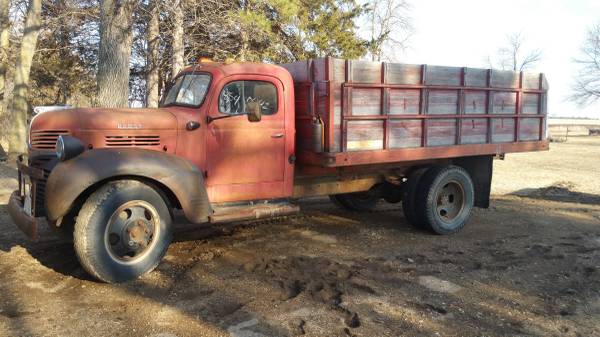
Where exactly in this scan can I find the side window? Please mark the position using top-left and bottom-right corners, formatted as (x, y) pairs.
(219, 80), (278, 116)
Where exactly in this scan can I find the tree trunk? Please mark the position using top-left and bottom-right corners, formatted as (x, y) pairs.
(7, 0), (41, 154)
(370, 0), (377, 61)
(171, 0), (184, 77)
(239, 29), (248, 62)
(0, 0), (10, 124)
(96, 0), (136, 108)
(145, 0), (160, 108)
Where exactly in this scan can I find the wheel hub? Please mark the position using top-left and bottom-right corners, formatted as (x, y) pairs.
(125, 220), (152, 247)
(436, 181), (465, 223)
(105, 201), (159, 262)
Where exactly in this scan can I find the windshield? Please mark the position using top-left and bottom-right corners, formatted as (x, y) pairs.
(162, 73), (211, 107)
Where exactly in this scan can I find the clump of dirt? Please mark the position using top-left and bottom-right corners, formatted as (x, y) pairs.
(243, 256), (352, 304)
(524, 181), (600, 204)
(538, 181), (577, 196)
(243, 256), (362, 329)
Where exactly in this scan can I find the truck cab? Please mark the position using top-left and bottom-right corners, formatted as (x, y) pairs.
(161, 63), (296, 203)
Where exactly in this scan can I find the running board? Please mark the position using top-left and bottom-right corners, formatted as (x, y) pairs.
(209, 202), (300, 223)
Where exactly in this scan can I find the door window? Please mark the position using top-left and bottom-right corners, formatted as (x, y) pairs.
(218, 81), (278, 116)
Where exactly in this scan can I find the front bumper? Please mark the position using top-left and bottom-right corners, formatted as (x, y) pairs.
(7, 155), (47, 241)
(8, 191), (39, 241)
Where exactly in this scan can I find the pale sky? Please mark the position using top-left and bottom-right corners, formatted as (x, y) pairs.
(395, 0), (600, 118)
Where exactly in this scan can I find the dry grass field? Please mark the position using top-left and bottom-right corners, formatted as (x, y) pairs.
(0, 136), (599, 337)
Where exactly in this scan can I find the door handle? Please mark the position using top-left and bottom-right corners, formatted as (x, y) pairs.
(271, 133), (284, 138)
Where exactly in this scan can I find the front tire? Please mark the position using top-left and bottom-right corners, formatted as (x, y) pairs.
(74, 180), (173, 283)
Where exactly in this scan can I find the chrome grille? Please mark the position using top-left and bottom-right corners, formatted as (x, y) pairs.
(30, 129), (69, 150)
(105, 135), (160, 147)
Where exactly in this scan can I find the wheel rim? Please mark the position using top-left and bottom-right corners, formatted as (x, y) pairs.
(435, 180), (465, 224)
(104, 200), (160, 264)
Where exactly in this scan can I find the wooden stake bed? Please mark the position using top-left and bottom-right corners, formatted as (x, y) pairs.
(281, 57), (549, 168)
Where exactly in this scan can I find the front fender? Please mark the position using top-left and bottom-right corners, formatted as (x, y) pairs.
(45, 148), (212, 223)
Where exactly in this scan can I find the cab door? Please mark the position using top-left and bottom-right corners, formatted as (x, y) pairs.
(205, 75), (287, 203)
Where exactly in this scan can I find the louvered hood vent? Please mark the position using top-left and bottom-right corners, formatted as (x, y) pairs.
(105, 135), (160, 147)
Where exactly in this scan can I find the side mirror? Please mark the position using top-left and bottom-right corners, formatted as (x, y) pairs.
(246, 101), (262, 123)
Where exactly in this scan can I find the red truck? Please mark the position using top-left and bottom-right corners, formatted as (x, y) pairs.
(8, 57), (549, 283)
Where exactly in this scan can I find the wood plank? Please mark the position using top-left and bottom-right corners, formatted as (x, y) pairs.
(465, 68), (488, 87)
(492, 92), (517, 114)
(389, 89), (420, 114)
(464, 91), (487, 114)
(389, 119), (422, 148)
(332, 58), (346, 83)
(519, 118), (541, 141)
(491, 70), (520, 88)
(332, 83), (342, 152)
(427, 90), (459, 114)
(312, 58), (327, 81)
(425, 66), (462, 86)
(522, 93), (540, 114)
(280, 61), (310, 82)
(386, 63), (422, 85)
(461, 118), (487, 144)
(351, 88), (382, 115)
(427, 119), (457, 146)
(346, 120), (384, 151)
(325, 57), (335, 152)
(491, 118), (515, 143)
(522, 72), (541, 89)
(351, 60), (382, 83)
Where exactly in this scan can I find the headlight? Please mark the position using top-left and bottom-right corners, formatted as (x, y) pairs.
(56, 135), (85, 161)
(56, 135), (65, 160)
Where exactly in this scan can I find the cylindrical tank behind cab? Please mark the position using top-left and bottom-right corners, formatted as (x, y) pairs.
(311, 118), (323, 153)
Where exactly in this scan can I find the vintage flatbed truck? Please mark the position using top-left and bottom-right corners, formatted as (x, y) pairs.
(8, 57), (549, 283)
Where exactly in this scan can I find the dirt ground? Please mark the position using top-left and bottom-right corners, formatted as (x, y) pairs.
(1, 137), (599, 337)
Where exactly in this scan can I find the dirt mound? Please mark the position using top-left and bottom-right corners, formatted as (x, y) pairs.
(243, 256), (363, 329)
(514, 181), (600, 205)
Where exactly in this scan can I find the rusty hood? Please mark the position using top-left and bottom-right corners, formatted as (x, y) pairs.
(30, 107), (178, 131)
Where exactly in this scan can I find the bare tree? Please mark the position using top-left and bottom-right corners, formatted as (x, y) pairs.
(7, 0), (41, 153)
(145, 0), (159, 107)
(367, 0), (413, 62)
(488, 32), (542, 71)
(96, 0), (136, 108)
(570, 23), (600, 106)
(171, 0), (184, 77)
(0, 0), (10, 117)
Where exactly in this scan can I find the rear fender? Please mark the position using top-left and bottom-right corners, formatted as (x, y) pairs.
(453, 155), (493, 208)
(45, 148), (212, 223)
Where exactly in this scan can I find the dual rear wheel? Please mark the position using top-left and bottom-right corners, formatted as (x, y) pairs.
(403, 166), (474, 235)
(330, 165), (474, 235)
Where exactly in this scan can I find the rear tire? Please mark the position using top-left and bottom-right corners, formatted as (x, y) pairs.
(74, 180), (173, 283)
(402, 167), (429, 228)
(415, 166), (474, 235)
